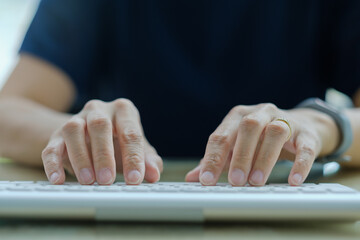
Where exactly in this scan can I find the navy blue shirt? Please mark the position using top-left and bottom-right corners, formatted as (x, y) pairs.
(20, 0), (360, 157)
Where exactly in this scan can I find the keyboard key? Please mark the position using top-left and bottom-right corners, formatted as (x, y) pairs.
(153, 187), (179, 192)
(122, 186), (150, 192)
(7, 186), (34, 191)
(208, 187), (237, 193)
(35, 187), (64, 192)
(93, 186), (121, 192)
(12, 181), (35, 184)
(301, 187), (327, 193)
(272, 187), (300, 193)
(114, 183), (127, 186)
(64, 186), (93, 192)
(63, 182), (82, 185)
(180, 186), (210, 192)
(35, 181), (52, 185)
(242, 187), (272, 193)
(328, 188), (357, 194)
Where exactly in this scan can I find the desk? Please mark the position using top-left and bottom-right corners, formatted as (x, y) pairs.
(0, 159), (359, 240)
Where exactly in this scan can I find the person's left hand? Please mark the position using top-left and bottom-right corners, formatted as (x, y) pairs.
(185, 103), (340, 186)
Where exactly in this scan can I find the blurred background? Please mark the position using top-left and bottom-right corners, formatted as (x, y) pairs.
(0, 0), (39, 89)
(0, 0), (353, 108)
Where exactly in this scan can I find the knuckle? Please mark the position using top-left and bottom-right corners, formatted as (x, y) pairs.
(121, 128), (143, 145)
(233, 150), (253, 162)
(266, 122), (288, 137)
(44, 159), (58, 171)
(113, 98), (134, 110)
(62, 119), (84, 135)
(204, 153), (223, 170)
(208, 133), (230, 148)
(300, 144), (316, 158)
(295, 158), (311, 169)
(260, 154), (274, 165)
(88, 116), (112, 130)
(71, 151), (90, 163)
(240, 116), (261, 131)
(256, 103), (266, 108)
(262, 103), (277, 112)
(42, 146), (58, 159)
(230, 105), (247, 115)
(94, 149), (114, 163)
(84, 99), (103, 110)
(124, 153), (143, 168)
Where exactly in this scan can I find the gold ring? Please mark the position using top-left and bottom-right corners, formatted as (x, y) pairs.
(275, 117), (292, 141)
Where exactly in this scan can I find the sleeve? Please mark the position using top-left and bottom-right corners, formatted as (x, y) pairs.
(19, 0), (106, 99)
(321, 0), (360, 99)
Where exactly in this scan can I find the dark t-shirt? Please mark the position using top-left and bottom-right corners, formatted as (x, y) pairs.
(20, 0), (360, 157)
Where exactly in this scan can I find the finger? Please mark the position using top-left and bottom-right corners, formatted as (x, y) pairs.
(188, 152), (232, 182)
(144, 151), (163, 183)
(42, 136), (66, 185)
(63, 158), (75, 176)
(87, 111), (116, 185)
(185, 165), (201, 182)
(288, 133), (319, 186)
(113, 138), (123, 173)
(228, 112), (272, 186)
(200, 107), (245, 185)
(114, 99), (145, 185)
(248, 119), (290, 186)
(223, 150), (232, 172)
(62, 147), (75, 175)
(61, 116), (95, 185)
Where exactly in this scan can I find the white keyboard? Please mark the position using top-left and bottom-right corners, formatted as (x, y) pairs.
(0, 181), (357, 194)
(1, 181), (359, 221)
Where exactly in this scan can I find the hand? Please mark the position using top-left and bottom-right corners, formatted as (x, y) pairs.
(42, 99), (163, 185)
(186, 103), (339, 186)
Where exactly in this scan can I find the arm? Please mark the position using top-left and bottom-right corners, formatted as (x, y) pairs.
(0, 54), (75, 167)
(0, 54), (163, 185)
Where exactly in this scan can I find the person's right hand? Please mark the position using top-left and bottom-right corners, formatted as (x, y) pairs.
(41, 98), (163, 185)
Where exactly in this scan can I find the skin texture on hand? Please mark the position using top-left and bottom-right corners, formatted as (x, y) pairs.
(185, 103), (341, 186)
(42, 99), (163, 185)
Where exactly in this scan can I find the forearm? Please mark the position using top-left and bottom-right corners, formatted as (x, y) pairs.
(0, 97), (71, 167)
(342, 108), (360, 167)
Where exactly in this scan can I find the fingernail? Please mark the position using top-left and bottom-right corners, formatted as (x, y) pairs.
(50, 172), (59, 184)
(250, 170), (264, 185)
(292, 173), (303, 185)
(200, 171), (215, 185)
(229, 168), (245, 186)
(79, 168), (94, 184)
(98, 168), (113, 185)
(127, 170), (141, 184)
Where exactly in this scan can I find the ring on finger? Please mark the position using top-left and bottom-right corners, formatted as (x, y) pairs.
(275, 117), (292, 141)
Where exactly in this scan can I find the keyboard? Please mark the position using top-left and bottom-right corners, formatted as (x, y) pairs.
(0, 181), (358, 194)
(0, 181), (359, 221)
